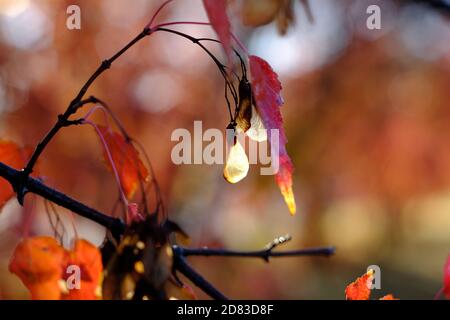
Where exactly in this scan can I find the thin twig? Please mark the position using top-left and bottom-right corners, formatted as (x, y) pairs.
(174, 245), (335, 261)
(155, 27), (238, 117)
(21, 28), (152, 184)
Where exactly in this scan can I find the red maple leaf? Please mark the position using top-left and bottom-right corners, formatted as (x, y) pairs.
(249, 55), (296, 215)
(443, 254), (450, 299)
(203, 0), (232, 63)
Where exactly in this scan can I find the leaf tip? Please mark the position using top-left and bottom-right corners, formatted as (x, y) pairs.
(281, 185), (296, 215)
(345, 270), (373, 300)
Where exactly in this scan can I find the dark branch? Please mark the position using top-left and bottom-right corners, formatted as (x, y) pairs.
(0, 161), (125, 240)
(0, 160), (336, 300)
(173, 254), (228, 300)
(173, 234), (335, 262)
(171, 236), (334, 299)
(174, 245), (335, 262)
(155, 27), (238, 120)
(0, 160), (227, 298)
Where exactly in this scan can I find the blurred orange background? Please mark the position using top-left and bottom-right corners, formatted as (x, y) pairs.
(1, 0), (450, 299)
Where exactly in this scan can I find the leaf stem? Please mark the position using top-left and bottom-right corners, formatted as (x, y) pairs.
(83, 120), (130, 221)
(146, 0), (175, 28)
(153, 21), (211, 29)
(155, 27), (238, 120)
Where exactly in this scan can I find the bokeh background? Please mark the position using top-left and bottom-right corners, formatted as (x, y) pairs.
(1, 0), (450, 299)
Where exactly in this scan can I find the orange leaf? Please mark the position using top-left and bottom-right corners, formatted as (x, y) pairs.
(203, 0), (232, 63)
(0, 141), (30, 210)
(9, 236), (68, 300)
(97, 126), (149, 199)
(345, 270), (374, 300)
(249, 55), (296, 215)
(63, 239), (103, 300)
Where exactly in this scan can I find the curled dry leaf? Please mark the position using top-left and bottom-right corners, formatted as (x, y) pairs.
(249, 55), (296, 215)
(9, 236), (68, 300)
(236, 78), (253, 133)
(236, 77), (267, 142)
(97, 126), (149, 200)
(203, 0), (232, 62)
(0, 141), (31, 210)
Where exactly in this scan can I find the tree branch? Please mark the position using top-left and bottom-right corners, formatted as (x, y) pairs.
(173, 254), (228, 300)
(172, 236), (335, 299)
(0, 160), (228, 299)
(154, 27), (238, 120)
(174, 245), (336, 262)
(173, 234), (335, 262)
(0, 161), (125, 240)
(0, 160), (336, 300)
(20, 28), (152, 184)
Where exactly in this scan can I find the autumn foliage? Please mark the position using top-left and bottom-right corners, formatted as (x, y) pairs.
(1, 0), (450, 301)
(1, 0), (300, 299)
(345, 270), (397, 301)
(9, 237), (102, 300)
(249, 55), (296, 215)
